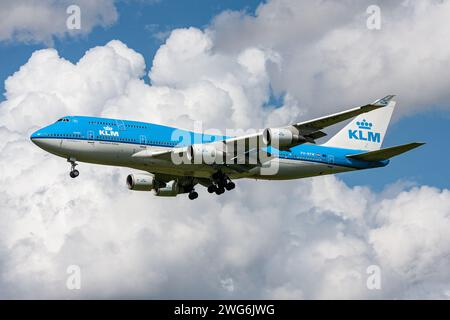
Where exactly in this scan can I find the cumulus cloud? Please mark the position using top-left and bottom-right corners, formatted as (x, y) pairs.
(0, 0), (449, 299)
(102, 27), (289, 130)
(0, 0), (118, 44)
(210, 0), (450, 118)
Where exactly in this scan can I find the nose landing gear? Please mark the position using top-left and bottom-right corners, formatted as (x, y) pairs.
(68, 158), (79, 178)
(70, 170), (80, 178)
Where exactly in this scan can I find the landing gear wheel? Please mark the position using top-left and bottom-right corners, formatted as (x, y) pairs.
(211, 171), (235, 195)
(225, 181), (235, 191)
(67, 158), (79, 179)
(215, 187), (225, 195)
(188, 191), (199, 200)
(70, 169), (79, 178)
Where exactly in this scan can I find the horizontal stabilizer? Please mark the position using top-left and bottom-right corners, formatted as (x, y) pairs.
(346, 142), (425, 161)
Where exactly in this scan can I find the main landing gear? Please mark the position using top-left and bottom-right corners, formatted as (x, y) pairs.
(207, 172), (235, 195)
(188, 190), (199, 200)
(68, 158), (79, 178)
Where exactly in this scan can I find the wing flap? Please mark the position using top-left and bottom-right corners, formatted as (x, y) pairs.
(346, 142), (424, 161)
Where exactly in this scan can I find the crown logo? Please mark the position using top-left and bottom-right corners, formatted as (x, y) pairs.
(356, 119), (372, 130)
(103, 126), (113, 131)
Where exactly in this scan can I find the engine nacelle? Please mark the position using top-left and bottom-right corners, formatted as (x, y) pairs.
(187, 144), (224, 164)
(154, 180), (179, 197)
(262, 127), (307, 148)
(126, 173), (155, 191)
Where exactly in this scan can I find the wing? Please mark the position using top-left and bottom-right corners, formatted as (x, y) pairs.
(132, 148), (186, 161)
(290, 95), (395, 138)
(220, 94), (396, 147)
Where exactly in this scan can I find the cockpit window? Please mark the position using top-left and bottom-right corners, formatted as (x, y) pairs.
(56, 118), (70, 123)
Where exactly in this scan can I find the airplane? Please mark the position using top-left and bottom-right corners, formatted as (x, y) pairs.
(30, 95), (424, 200)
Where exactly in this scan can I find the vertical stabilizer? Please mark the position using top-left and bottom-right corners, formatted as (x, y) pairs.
(322, 99), (396, 151)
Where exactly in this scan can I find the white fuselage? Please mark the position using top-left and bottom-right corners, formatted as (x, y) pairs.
(33, 137), (355, 181)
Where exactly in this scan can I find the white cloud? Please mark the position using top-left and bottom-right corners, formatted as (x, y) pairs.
(144, 27), (282, 129)
(209, 0), (450, 118)
(1, 40), (145, 133)
(0, 0), (450, 299)
(370, 186), (450, 276)
(0, 0), (118, 44)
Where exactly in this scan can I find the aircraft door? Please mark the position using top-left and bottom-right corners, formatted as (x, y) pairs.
(116, 119), (126, 131)
(87, 130), (94, 145)
(140, 135), (147, 146)
(327, 154), (335, 165)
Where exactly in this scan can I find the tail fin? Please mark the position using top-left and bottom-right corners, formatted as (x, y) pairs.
(323, 97), (396, 151)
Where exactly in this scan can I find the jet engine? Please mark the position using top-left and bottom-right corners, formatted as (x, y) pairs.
(187, 144), (224, 164)
(262, 127), (308, 148)
(126, 173), (155, 191)
(154, 180), (179, 197)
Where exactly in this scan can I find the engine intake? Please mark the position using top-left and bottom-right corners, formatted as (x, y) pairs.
(262, 127), (307, 148)
(126, 173), (155, 191)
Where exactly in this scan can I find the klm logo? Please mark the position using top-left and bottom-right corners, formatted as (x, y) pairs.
(348, 119), (380, 143)
(99, 126), (119, 137)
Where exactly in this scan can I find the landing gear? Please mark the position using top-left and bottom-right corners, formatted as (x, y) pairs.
(188, 190), (199, 200)
(215, 186), (225, 195)
(207, 185), (216, 193)
(68, 158), (79, 178)
(210, 171), (235, 195)
(225, 181), (235, 191)
(69, 170), (79, 178)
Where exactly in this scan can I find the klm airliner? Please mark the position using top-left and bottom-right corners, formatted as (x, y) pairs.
(30, 95), (423, 200)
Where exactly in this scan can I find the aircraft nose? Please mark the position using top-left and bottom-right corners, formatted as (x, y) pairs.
(30, 129), (42, 145)
(30, 126), (62, 153)
(30, 128), (52, 150)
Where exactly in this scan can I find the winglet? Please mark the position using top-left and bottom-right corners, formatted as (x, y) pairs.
(372, 95), (396, 107)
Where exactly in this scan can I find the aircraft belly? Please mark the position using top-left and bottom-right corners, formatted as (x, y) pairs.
(251, 159), (354, 180)
(60, 139), (126, 165)
(129, 160), (227, 179)
(67, 142), (214, 178)
(33, 138), (66, 157)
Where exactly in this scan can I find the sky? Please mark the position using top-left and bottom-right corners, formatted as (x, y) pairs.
(0, 0), (449, 299)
